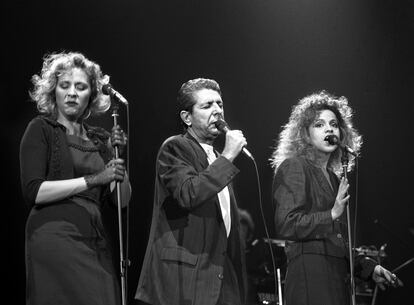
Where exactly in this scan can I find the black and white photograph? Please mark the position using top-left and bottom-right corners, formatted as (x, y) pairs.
(5, 1), (413, 304)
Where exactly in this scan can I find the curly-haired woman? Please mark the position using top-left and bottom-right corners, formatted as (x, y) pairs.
(271, 91), (398, 305)
(20, 51), (130, 305)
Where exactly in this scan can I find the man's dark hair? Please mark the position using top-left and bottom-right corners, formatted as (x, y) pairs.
(177, 78), (221, 129)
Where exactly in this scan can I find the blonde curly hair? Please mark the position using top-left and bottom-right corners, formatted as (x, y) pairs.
(270, 90), (362, 176)
(29, 51), (111, 119)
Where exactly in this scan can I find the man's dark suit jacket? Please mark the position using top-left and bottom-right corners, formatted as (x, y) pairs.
(135, 132), (246, 305)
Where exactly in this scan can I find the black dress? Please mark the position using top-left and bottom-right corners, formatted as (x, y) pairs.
(25, 134), (120, 305)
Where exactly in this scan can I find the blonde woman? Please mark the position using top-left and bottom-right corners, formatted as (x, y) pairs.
(20, 51), (130, 305)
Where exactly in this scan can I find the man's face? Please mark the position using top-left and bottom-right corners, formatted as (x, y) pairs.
(183, 88), (224, 144)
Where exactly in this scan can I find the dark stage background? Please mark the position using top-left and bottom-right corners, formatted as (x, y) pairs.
(5, 0), (413, 304)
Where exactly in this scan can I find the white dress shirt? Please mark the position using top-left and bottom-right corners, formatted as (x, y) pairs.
(200, 143), (231, 237)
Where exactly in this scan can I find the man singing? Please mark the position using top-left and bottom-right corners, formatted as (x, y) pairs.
(135, 78), (248, 305)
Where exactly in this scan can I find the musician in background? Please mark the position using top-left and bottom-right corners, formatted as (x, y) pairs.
(20, 51), (130, 305)
(270, 90), (399, 305)
(238, 208), (255, 247)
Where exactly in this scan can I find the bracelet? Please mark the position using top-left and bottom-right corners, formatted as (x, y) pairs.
(84, 175), (94, 189)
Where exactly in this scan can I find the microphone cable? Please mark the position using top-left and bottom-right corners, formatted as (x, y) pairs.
(352, 157), (359, 251)
(249, 156), (279, 300)
(214, 117), (279, 299)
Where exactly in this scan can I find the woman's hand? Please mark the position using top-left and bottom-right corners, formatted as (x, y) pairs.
(331, 177), (350, 220)
(85, 158), (126, 188)
(110, 125), (127, 156)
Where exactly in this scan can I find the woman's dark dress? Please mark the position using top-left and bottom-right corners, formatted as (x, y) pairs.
(21, 117), (120, 305)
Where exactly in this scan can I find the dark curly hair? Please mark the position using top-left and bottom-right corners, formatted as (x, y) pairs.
(270, 90), (362, 176)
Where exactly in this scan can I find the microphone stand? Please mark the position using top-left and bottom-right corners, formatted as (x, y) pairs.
(341, 149), (356, 305)
(277, 268), (283, 305)
(111, 105), (128, 305)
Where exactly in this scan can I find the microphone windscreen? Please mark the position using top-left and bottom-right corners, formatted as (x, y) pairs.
(214, 119), (229, 133)
(325, 135), (339, 145)
(102, 84), (112, 95)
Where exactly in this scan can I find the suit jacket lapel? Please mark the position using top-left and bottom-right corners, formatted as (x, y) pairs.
(184, 131), (228, 225)
(184, 131), (209, 168)
(308, 161), (336, 198)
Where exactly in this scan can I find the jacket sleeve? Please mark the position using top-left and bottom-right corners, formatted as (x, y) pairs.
(273, 158), (334, 241)
(158, 138), (239, 210)
(19, 119), (49, 207)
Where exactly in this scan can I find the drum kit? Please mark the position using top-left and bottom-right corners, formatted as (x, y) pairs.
(354, 244), (388, 305)
(245, 237), (286, 305)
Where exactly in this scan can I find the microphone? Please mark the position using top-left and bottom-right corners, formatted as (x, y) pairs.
(102, 84), (128, 105)
(324, 135), (358, 157)
(214, 118), (254, 160)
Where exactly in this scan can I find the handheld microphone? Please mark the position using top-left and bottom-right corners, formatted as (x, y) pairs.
(214, 118), (254, 160)
(102, 84), (128, 105)
(324, 135), (358, 157)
